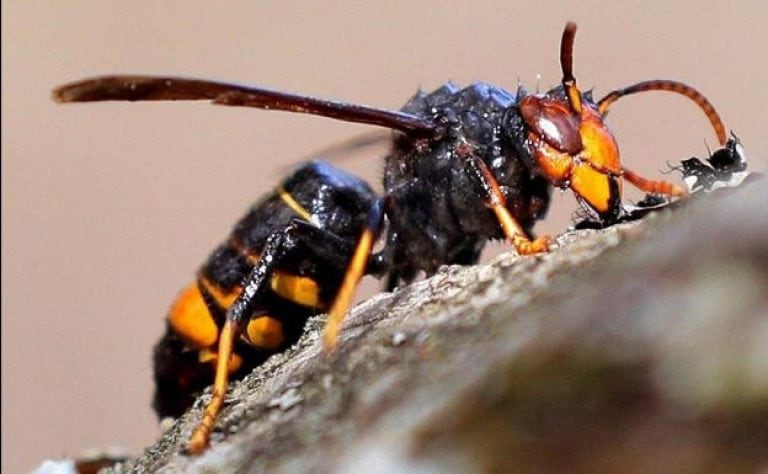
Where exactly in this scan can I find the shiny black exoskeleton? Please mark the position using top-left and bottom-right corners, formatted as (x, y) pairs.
(151, 82), (552, 418)
(53, 22), (733, 452)
(382, 82), (551, 286)
(152, 161), (380, 418)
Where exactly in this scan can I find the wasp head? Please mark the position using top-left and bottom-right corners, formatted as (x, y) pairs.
(519, 85), (623, 222)
(517, 22), (623, 223)
(516, 22), (727, 224)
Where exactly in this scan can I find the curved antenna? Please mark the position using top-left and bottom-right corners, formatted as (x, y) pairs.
(53, 75), (437, 137)
(597, 80), (727, 145)
(560, 21), (583, 114)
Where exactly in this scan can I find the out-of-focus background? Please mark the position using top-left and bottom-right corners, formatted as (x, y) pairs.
(3, 1), (766, 472)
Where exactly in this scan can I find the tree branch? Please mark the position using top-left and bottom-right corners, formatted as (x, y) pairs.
(109, 181), (768, 473)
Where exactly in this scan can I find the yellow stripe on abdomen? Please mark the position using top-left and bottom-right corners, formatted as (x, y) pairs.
(244, 315), (285, 350)
(168, 283), (219, 349)
(270, 271), (325, 309)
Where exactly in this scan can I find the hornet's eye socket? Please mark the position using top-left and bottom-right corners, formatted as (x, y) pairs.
(519, 95), (583, 154)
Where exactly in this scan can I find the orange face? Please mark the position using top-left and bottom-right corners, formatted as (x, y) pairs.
(520, 92), (623, 221)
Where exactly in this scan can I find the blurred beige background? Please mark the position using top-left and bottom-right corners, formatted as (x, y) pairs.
(3, 1), (767, 472)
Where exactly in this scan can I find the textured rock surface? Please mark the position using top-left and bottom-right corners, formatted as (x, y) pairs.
(110, 181), (768, 473)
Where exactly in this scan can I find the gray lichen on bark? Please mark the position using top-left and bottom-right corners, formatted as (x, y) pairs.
(111, 180), (768, 473)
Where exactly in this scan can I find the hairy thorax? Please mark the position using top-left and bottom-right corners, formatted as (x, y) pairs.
(383, 82), (551, 281)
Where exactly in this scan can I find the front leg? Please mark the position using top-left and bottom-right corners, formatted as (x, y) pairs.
(464, 151), (551, 255)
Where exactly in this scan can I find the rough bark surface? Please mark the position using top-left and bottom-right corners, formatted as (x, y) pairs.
(109, 181), (768, 474)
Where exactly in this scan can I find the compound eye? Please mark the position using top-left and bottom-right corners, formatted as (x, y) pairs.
(520, 95), (582, 154)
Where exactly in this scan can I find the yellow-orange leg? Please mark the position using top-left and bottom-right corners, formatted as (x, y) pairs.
(623, 168), (687, 197)
(187, 320), (237, 454)
(323, 201), (383, 350)
(323, 228), (375, 350)
(470, 155), (551, 255)
(491, 203), (552, 255)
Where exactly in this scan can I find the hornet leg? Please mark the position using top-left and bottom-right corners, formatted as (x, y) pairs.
(186, 226), (300, 454)
(465, 152), (551, 255)
(323, 199), (385, 350)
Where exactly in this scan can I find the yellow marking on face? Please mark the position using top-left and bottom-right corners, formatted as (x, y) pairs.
(199, 276), (242, 310)
(278, 185), (313, 222)
(570, 162), (613, 213)
(168, 283), (219, 349)
(244, 315), (285, 350)
(270, 271), (324, 309)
